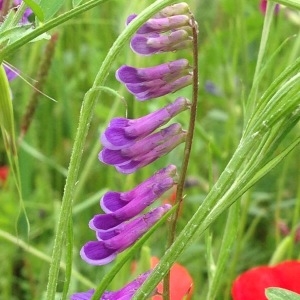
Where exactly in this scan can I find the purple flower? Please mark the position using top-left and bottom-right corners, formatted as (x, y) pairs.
(71, 271), (154, 300)
(101, 97), (190, 150)
(0, 0), (33, 24)
(117, 58), (190, 83)
(70, 289), (94, 300)
(80, 205), (171, 265)
(116, 59), (192, 101)
(260, 0), (280, 15)
(155, 3), (190, 18)
(90, 165), (177, 229)
(130, 29), (192, 55)
(99, 123), (187, 174)
(3, 65), (19, 81)
(127, 14), (191, 34)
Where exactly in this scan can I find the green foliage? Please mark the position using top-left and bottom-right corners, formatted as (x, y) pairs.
(266, 288), (300, 300)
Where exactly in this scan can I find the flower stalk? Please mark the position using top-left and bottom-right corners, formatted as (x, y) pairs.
(163, 14), (199, 300)
(45, 1), (180, 299)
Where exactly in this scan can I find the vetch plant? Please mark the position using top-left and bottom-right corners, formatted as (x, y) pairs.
(71, 2), (198, 299)
(0, 1), (300, 300)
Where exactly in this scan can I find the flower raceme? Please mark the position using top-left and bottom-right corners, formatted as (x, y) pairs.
(99, 123), (187, 174)
(71, 271), (153, 300)
(127, 2), (192, 56)
(99, 164), (178, 216)
(80, 205), (171, 265)
(116, 59), (192, 101)
(231, 261), (300, 300)
(73, 2), (194, 298)
(101, 97), (190, 150)
(81, 165), (177, 265)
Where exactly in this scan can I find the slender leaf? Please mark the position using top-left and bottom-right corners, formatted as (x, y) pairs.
(39, 0), (64, 21)
(23, 0), (44, 21)
(266, 288), (300, 300)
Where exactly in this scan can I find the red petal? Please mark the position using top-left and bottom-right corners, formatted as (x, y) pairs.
(232, 261), (300, 300)
(274, 261), (300, 293)
(0, 166), (9, 183)
(151, 256), (193, 300)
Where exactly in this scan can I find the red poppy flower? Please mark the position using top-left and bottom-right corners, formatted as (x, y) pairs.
(0, 165), (9, 183)
(151, 256), (193, 300)
(232, 261), (300, 300)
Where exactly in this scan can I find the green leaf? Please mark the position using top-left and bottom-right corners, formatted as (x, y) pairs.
(23, 0), (44, 21)
(72, 0), (84, 7)
(266, 287), (300, 300)
(39, 0), (64, 21)
(273, 0), (300, 10)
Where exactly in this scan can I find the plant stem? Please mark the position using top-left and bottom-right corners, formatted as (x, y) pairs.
(45, 1), (177, 299)
(163, 14), (199, 300)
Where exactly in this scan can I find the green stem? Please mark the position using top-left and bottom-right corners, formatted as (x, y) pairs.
(246, 1), (274, 121)
(133, 134), (261, 299)
(0, 229), (94, 288)
(164, 14), (199, 300)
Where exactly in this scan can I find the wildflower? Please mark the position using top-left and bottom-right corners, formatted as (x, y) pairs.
(71, 289), (94, 300)
(71, 271), (153, 300)
(0, 0), (32, 80)
(100, 164), (178, 214)
(3, 65), (18, 81)
(154, 3), (190, 18)
(0, 0), (33, 24)
(91, 174), (177, 230)
(99, 123), (187, 174)
(276, 220), (300, 243)
(127, 14), (191, 34)
(259, 0), (280, 15)
(0, 165), (9, 183)
(130, 29), (192, 55)
(101, 97), (190, 150)
(81, 205), (171, 265)
(232, 261), (300, 300)
(116, 59), (192, 101)
(150, 256), (193, 300)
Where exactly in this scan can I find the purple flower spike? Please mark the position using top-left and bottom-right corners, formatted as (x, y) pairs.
(70, 289), (95, 300)
(131, 29), (192, 55)
(115, 130), (186, 174)
(101, 271), (152, 300)
(91, 166), (177, 229)
(81, 205), (171, 265)
(116, 59), (192, 101)
(116, 59), (190, 83)
(126, 74), (193, 101)
(101, 97), (190, 150)
(155, 3), (190, 18)
(71, 271), (153, 300)
(100, 164), (177, 213)
(4, 65), (19, 81)
(127, 14), (190, 34)
(99, 123), (187, 174)
(96, 204), (171, 241)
